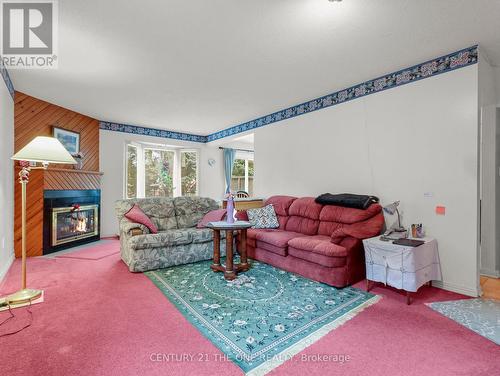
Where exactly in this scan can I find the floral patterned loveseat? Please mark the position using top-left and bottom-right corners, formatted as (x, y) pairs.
(115, 196), (226, 272)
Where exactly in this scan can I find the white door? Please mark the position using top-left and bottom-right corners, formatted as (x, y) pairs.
(479, 105), (498, 279)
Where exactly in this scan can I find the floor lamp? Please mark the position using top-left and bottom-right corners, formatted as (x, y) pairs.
(4, 136), (76, 305)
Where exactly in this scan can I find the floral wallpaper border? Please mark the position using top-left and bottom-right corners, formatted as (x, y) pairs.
(4, 46), (478, 140)
(0, 59), (15, 99)
(99, 121), (207, 143)
(206, 45), (478, 141)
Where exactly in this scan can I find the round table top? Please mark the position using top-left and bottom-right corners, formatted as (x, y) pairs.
(205, 221), (252, 230)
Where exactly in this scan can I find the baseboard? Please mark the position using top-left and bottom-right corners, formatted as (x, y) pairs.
(480, 268), (500, 278)
(101, 234), (120, 240)
(432, 280), (479, 297)
(100, 234), (119, 239)
(0, 251), (15, 289)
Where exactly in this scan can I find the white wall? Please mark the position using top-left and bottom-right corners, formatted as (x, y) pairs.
(254, 65), (480, 296)
(0, 84), (14, 284)
(99, 131), (250, 236)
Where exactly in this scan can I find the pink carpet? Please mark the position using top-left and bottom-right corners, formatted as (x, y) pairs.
(55, 241), (120, 260)
(0, 240), (498, 376)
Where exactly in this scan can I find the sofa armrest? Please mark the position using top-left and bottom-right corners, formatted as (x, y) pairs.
(120, 220), (150, 237)
(330, 213), (384, 244)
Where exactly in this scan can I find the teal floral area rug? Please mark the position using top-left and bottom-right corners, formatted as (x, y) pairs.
(428, 299), (500, 345)
(145, 259), (379, 375)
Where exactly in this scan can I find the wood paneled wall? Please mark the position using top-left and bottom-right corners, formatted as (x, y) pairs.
(44, 169), (102, 190)
(14, 169), (44, 258)
(15, 92), (100, 170)
(14, 92), (102, 257)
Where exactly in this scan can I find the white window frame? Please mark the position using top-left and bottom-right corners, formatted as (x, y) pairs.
(124, 142), (143, 199)
(124, 142), (199, 199)
(180, 149), (200, 197)
(233, 151), (254, 194)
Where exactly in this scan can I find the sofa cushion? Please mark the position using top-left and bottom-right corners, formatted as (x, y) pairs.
(288, 236), (348, 257)
(317, 203), (383, 236)
(191, 228), (226, 243)
(255, 230), (304, 248)
(317, 221), (343, 237)
(256, 241), (288, 256)
(288, 248), (346, 268)
(128, 229), (193, 250)
(319, 203), (382, 223)
(287, 235), (348, 268)
(190, 228), (214, 244)
(285, 197), (322, 235)
(247, 204), (279, 229)
(174, 197), (219, 228)
(265, 196), (296, 229)
(252, 230), (303, 256)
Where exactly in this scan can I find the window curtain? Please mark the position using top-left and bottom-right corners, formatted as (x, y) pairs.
(223, 148), (236, 194)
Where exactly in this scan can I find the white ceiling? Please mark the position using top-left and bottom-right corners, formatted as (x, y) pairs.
(10, 0), (500, 136)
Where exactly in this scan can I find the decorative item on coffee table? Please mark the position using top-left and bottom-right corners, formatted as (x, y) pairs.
(206, 221), (252, 280)
(225, 192), (235, 223)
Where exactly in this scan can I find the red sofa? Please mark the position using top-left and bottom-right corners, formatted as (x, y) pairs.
(237, 196), (384, 287)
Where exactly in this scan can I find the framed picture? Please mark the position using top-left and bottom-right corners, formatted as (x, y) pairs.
(53, 127), (80, 155)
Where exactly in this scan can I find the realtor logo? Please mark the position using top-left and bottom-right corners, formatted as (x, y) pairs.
(1, 0), (58, 68)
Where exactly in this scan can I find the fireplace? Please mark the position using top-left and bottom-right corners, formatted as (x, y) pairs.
(44, 190), (101, 254)
(52, 204), (99, 246)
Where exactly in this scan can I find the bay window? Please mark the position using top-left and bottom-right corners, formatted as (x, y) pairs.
(125, 142), (198, 199)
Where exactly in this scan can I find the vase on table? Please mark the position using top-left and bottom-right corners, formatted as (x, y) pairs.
(226, 194), (235, 224)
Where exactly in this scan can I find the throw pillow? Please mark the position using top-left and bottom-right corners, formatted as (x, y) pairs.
(197, 209), (227, 228)
(125, 204), (158, 234)
(235, 210), (249, 222)
(247, 204), (279, 229)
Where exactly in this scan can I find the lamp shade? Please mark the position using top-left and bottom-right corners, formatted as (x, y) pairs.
(383, 201), (400, 215)
(11, 136), (77, 164)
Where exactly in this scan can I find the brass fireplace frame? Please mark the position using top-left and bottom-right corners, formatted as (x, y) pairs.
(52, 204), (99, 246)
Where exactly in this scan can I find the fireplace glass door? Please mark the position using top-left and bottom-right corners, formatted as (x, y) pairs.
(52, 205), (99, 246)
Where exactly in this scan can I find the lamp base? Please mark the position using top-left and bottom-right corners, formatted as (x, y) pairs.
(6, 288), (43, 305)
(393, 227), (407, 233)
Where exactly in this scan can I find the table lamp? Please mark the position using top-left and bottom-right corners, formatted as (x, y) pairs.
(4, 136), (76, 305)
(383, 201), (406, 232)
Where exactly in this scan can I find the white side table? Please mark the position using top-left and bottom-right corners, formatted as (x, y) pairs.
(362, 236), (442, 304)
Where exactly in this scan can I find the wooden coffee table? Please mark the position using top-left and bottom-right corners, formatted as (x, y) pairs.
(205, 221), (252, 280)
